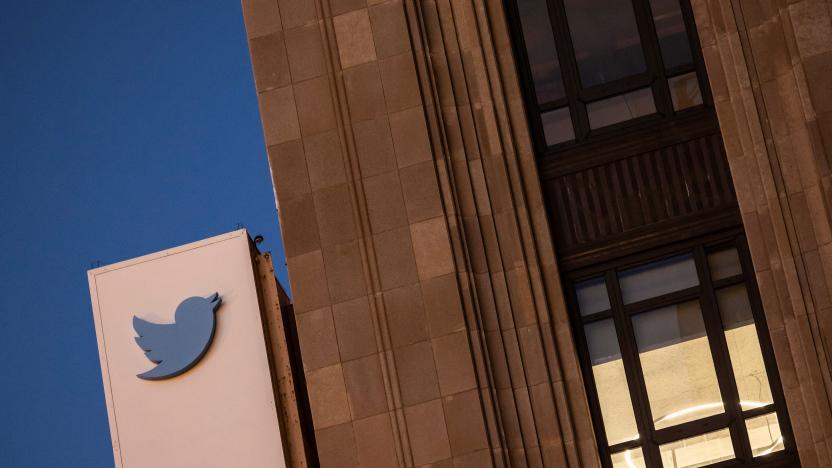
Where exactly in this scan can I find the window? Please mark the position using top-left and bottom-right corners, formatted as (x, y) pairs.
(507, 3), (795, 466)
(570, 236), (796, 467)
(509, 0), (709, 149)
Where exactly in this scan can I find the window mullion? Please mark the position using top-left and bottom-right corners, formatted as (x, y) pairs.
(501, 0), (552, 155)
(677, 0), (714, 106)
(545, 0), (589, 140)
(693, 245), (755, 462)
(605, 270), (663, 466)
(566, 286), (617, 465)
(630, 0), (674, 115)
(736, 237), (798, 455)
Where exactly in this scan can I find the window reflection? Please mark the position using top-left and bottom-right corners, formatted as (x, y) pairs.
(563, 0), (647, 87)
(649, 0), (693, 69)
(512, 0), (713, 147)
(659, 428), (735, 467)
(717, 285), (774, 406)
(746, 412), (784, 457)
(587, 88), (656, 129)
(619, 254), (699, 305)
(668, 72), (702, 111)
(567, 243), (792, 464)
(576, 276), (610, 316)
(585, 319), (640, 445)
(612, 447), (646, 468)
(541, 107), (575, 145)
(632, 301), (724, 429)
(707, 248), (742, 281)
(518, 0), (565, 103)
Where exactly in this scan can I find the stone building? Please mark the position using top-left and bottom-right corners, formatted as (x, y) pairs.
(240, 0), (832, 466)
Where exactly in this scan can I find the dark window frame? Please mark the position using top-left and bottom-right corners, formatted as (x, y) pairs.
(504, 0), (714, 160)
(504, 2), (798, 465)
(565, 229), (798, 467)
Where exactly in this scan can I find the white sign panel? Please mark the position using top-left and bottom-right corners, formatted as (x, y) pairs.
(88, 230), (286, 468)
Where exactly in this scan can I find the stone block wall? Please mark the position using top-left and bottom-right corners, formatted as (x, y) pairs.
(242, 0), (832, 466)
(241, 0), (598, 466)
(692, 1), (832, 465)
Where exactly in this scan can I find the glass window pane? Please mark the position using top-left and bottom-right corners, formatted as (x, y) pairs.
(633, 301), (724, 429)
(541, 107), (575, 145)
(707, 248), (742, 281)
(619, 254), (698, 305)
(612, 447), (646, 468)
(563, 0), (647, 87)
(585, 319), (640, 445)
(717, 285), (774, 406)
(649, 0), (693, 69)
(517, 0), (565, 103)
(668, 72), (702, 111)
(659, 428), (735, 467)
(587, 88), (656, 129)
(576, 276), (610, 316)
(745, 412), (784, 457)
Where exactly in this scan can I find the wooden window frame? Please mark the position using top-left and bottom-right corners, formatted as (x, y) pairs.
(504, 2), (798, 465)
(504, 0), (714, 161)
(566, 229), (798, 467)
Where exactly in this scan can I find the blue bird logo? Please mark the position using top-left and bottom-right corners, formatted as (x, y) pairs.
(133, 293), (222, 380)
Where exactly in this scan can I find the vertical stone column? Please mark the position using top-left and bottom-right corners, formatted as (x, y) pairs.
(411, 1), (598, 466)
(692, 0), (832, 465)
(253, 252), (313, 467)
(241, 0), (597, 466)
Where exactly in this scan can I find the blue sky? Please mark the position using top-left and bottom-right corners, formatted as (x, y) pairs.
(0, 2), (288, 466)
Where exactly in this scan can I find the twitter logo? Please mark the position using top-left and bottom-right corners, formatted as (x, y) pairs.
(133, 293), (222, 380)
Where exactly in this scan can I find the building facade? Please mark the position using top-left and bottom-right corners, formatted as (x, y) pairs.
(241, 0), (832, 466)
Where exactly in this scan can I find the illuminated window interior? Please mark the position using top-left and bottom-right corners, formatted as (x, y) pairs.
(506, 0), (796, 465)
(572, 238), (792, 466)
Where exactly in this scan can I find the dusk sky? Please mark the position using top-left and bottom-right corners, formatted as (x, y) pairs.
(0, 2), (289, 466)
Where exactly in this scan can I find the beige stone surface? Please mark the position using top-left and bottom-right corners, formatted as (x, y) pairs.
(692, 0), (832, 464)
(233, 0), (832, 465)
(333, 9), (377, 69)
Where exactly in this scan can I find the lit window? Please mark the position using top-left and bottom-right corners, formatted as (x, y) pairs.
(585, 319), (639, 445)
(659, 428), (735, 467)
(633, 300), (724, 430)
(612, 447), (646, 468)
(716, 284), (773, 406)
(569, 238), (794, 466)
(745, 412), (784, 457)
